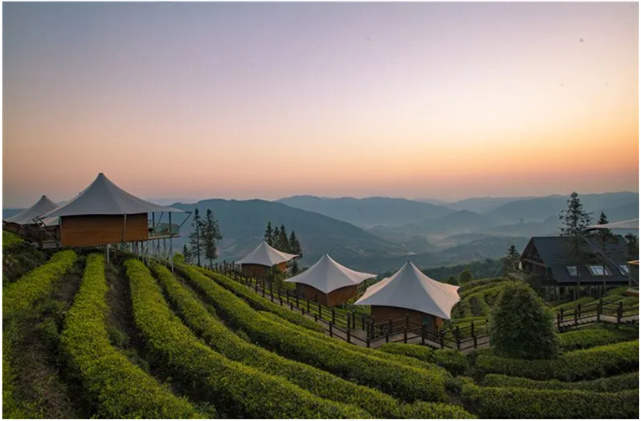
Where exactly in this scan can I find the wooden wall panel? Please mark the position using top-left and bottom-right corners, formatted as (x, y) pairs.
(60, 213), (148, 247)
(370, 305), (443, 330)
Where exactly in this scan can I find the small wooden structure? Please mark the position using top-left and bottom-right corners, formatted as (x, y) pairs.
(235, 241), (297, 277)
(286, 254), (375, 307)
(355, 261), (460, 330)
(38, 173), (183, 248)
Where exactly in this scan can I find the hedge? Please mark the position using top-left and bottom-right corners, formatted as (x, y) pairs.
(152, 263), (399, 418)
(475, 340), (639, 381)
(459, 277), (505, 290)
(2, 230), (23, 248)
(481, 372), (640, 392)
(552, 296), (595, 312)
(256, 309), (449, 377)
(61, 254), (200, 418)
(460, 379), (639, 418)
(195, 266), (324, 332)
(559, 327), (639, 351)
(378, 343), (469, 376)
(178, 263), (449, 403)
(125, 259), (368, 418)
(467, 292), (491, 317)
(394, 401), (477, 419)
(459, 280), (509, 299)
(4, 250), (77, 319)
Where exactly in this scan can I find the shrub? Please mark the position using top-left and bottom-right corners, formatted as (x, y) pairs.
(125, 259), (368, 419)
(3, 250), (77, 319)
(2, 230), (23, 248)
(552, 296), (595, 311)
(475, 340), (639, 381)
(378, 343), (469, 376)
(481, 372), (639, 392)
(195, 266), (324, 332)
(152, 264), (399, 418)
(62, 254), (200, 418)
(177, 263), (449, 403)
(468, 293), (491, 317)
(559, 327), (638, 351)
(460, 380), (639, 418)
(394, 401), (477, 419)
(489, 283), (559, 359)
(459, 270), (473, 284)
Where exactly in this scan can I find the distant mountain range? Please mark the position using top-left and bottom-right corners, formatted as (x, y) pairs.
(276, 196), (452, 228)
(4, 191), (637, 274)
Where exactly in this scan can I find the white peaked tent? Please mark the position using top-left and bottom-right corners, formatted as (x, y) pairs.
(40, 173), (181, 219)
(285, 254), (375, 294)
(236, 241), (298, 267)
(5, 195), (59, 226)
(355, 261), (461, 320)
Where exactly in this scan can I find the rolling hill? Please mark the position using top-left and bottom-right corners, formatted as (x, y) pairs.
(276, 196), (453, 228)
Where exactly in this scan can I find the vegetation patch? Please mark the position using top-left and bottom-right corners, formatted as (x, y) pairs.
(481, 372), (639, 392)
(460, 378), (638, 418)
(61, 254), (200, 418)
(178, 263), (449, 403)
(475, 340), (639, 381)
(195, 266), (325, 332)
(378, 343), (469, 376)
(125, 259), (367, 418)
(152, 263), (400, 418)
(558, 326), (639, 351)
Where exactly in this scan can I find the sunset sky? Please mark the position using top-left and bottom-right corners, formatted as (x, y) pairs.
(3, 2), (639, 208)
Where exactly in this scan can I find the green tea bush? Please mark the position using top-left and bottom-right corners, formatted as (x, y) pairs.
(152, 264), (399, 418)
(4, 250), (77, 319)
(195, 266), (324, 332)
(559, 327), (639, 351)
(62, 254), (200, 418)
(552, 296), (596, 312)
(460, 379), (638, 418)
(2, 230), (23, 248)
(475, 340), (639, 381)
(378, 343), (469, 376)
(125, 259), (367, 419)
(394, 401), (477, 419)
(178, 263), (449, 403)
(481, 372), (639, 392)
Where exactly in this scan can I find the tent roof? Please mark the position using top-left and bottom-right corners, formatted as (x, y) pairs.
(355, 261), (460, 320)
(284, 254), (376, 294)
(585, 219), (639, 231)
(40, 173), (182, 218)
(235, 241), (298, 266)
(4, 195), (59, 226)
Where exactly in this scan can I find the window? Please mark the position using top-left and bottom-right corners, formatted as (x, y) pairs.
(566, 266), (578, 277)
(619, 265), (630, 275)
(587, 265), (611, 277)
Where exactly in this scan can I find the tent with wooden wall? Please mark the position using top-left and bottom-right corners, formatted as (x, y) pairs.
(235, 241), (298, 277)
(38, 173), (182, 247)
(285, 254), (375, 306)
(3, 195), (60, 242)
(355, 261), (460, 330)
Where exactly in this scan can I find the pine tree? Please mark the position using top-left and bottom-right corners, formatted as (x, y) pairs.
(189, 208), (205, 266)
(625, 233), (639, 260)
(502, 245), (521, 275)
(289, 231), (302, 256)
(595, 212), (616, 252)
(264, 222), (274, 246)
(183, 244), (192, 264)
(559, 192), (592, 259)
(272, 226), (281, 249)
(203, 209), (223, 268)
(277, 225), (290, 252)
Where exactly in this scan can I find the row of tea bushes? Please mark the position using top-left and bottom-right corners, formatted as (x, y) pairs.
(152, 264), (399, 418)
(178, 263), (449, 403)
(61, 254), (200, 418)
(125, 259), (367, 419)
(481, 372), (639, 393)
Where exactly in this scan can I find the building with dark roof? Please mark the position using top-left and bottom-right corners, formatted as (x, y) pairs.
(520, 235), (630, 287)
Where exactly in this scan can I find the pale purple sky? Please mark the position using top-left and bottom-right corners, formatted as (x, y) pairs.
(3, 2), (638, 207)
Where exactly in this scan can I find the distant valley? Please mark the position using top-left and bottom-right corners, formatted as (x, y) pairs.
(4, 191), (637, 274)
